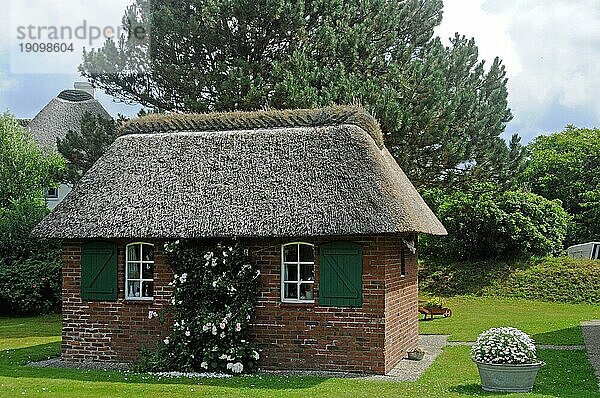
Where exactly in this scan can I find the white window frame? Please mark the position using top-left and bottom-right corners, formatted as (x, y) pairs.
(281, 242), (315, 303)
(125, 242), (155, 301)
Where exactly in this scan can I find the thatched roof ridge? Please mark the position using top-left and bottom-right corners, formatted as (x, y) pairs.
(32, 118), (446, 239)
(121, 106), (385, 148)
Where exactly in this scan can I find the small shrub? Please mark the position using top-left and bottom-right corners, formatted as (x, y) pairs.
(0, 257), (62, 315)
(471, 327), (537, 364)
(137, 241), (261, 374)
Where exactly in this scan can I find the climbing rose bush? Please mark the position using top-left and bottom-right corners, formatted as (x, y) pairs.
(137, 241), (261, 374)
(470, 327), (537, 364)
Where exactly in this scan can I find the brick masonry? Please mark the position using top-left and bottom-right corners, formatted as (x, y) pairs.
(61, 234), (419, 374)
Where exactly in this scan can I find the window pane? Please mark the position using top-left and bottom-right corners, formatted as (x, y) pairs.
(127, 263), (140, 279)
(142, 281), (154, 298)
(142, 263), (154, 279)
(284, 264), (298, 281)
(283, 244), (298, 262)
(142, 244), (154, 261)
(127, 281), (141, 298)
(300, 283), (314, 300)
(284, 283), (298, 299)
(300, 264), (314, 281)
(299, 244), (313, 262)
(127, 244), (140, 261)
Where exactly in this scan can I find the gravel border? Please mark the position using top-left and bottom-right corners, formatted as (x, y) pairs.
(582, 320), (600, 386)
(28, 358), (130, 371)
(447, 341), (586, 350)
(27, 335), (449, 382)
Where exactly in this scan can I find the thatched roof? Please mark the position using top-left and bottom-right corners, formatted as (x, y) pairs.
(33, 107), (446, 239)
(27, 90), (111, 149)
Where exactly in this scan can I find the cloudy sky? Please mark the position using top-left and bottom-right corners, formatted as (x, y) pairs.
(1, 0), (599, 143)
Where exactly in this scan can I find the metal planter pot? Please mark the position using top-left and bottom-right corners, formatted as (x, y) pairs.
(473, 360), (544, 392)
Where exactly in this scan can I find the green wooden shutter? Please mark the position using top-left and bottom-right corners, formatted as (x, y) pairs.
(319, 241), (363, 307)
(81, 241), (118, 301)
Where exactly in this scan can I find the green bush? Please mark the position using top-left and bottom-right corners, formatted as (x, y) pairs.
(420, 256), (600, 304)
(0, 199), (59, 264)
(419, 257), (527, 297)
(421, 185), (571, 260)
(137, 241), (261, 374)
(488, 257), (600, 304)
(0, 257), (62, 315)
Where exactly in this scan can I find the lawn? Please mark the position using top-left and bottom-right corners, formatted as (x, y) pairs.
(0, 297), (598, 397)
(418, 296), (600, 344)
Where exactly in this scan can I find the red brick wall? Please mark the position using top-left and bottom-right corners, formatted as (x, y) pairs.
(245, 234), (417, 374)
(62, 240), (172, 362)
(384, 235), (419, 373)
(61, 234), (419, 374)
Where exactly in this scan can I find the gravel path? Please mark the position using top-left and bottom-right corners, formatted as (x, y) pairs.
(447, 341), (586, 350)
(582, 320), (600, 386)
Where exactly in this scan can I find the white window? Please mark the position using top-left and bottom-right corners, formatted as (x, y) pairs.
(281, 243), (315, 303)
(125, 242), (154, 300)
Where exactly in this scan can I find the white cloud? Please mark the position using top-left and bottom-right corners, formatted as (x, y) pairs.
(437, 0), (600, 141)
(7, 0), (135, 74)
(436, 0), (521, 76)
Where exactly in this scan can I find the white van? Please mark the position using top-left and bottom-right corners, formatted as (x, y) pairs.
(567, 242), (600, 260)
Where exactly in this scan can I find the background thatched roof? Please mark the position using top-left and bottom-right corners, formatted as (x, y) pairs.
(33, 108), (446, 239)
(27, 90), (111, 149)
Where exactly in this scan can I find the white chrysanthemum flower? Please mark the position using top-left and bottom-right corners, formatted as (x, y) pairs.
(470, 327), (537, 364)
(163, 337), (170, 345)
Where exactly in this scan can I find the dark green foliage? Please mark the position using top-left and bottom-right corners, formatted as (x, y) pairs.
(421, 185), (570, 260)
(420, 257), (600, 305)
(0, 113), (64, 207)
(137, 241), (261, 373)
(0, 114), (63, 315)
(0, 257), (62, 315)
(57, 112), (118, 184)
(0, 199), (59, 264)
(522, 126), (600, 245)
(80, 0), (517, 189)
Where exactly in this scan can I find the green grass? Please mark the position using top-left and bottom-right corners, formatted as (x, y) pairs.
(418, 296), (600, 344)
(0, 301), (598, 397)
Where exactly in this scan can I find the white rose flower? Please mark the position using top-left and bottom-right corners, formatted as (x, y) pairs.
(185, 330), (191, 337)
(200, 361), (208, 369)
(163, 337), (170, 345)
(231, 362), (243, 374)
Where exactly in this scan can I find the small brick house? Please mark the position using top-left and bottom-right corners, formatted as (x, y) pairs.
(33, 107), (446, 375)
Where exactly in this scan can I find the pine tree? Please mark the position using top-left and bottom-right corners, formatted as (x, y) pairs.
(80, 0), (516, 188)
(57, 113), (118, 184)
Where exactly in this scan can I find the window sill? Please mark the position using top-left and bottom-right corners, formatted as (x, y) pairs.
(280, 300), (315, 306)
(124, 297), (154, 303)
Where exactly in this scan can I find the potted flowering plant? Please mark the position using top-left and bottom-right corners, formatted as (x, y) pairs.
(470, 327), (544, 392)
